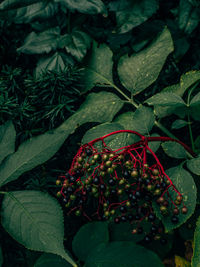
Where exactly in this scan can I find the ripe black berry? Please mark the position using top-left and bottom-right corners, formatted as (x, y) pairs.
(86, 149), (92, 156)
(123, 170), (130, 178)
(144, 235), (152, 243)
(128, 214), (134, 221)
(120, 206), (127, 213)
(148, 213), (156, 222)
(171, 215), (179, 224)
(135, 191), (141, 199)
(151, 225), (158, 233)
(137, 227), (143, 234)
(108, 178), (116, 186)
(93, 177), (100, 185)
(69, 176), (76, 183)
(99, 184), (106, 191)
(121, 216), (127, 222)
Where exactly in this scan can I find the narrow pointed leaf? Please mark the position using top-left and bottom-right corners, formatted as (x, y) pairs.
(0, 92), (123, 187)
(118, 28), (174, 95)
(0, 121), (16, 164)
(1, 191), (77, 266)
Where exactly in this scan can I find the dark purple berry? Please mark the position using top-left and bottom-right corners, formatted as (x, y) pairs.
(128, 214), (134, 221)
(160, 238), (167, 245)
(93, 177), (100, 185)
(144, 235), (152, 243)
(114, 217), (120, 224)
(137, 227), (143, 234)
(148, 213), (156, 222)
(171, 215), (179, 224)
(69, 176), (76, 183)
(86, 149), (92, 156)
(151, 225), (158, 233)
(108, 179), (116, 186)
(121, 216), (127, 222)
(99, 184), (106, 191)
(120, 206), (127, 213)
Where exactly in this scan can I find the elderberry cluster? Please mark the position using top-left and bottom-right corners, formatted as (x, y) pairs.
(56, 137), (188, 242)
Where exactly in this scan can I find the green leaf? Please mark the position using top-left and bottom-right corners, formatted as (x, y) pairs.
(178, 0), (199, 34)
(171, 119), (188, 129)
(35, 52), (75, 78)
(161, 141), (188, 159)
(0, 0), (40, 10)
(118, 28), (174, 95)
(84, 42), (114, 92)
(0, 246), (3, 267)
(187, 156), (200, 175)
(59, 31), (91, 62)
(12, 2), (58, 24)
(55, 0), (107, 15)
(17, 28), (61, 54)
(72, 222), (109, 261)
(1, 191), (77, 267)
(148, 133), (161, 153)
(81, 122), (129, 150)
(0, 91), (123, 187)
(163, 70), (200, 97)
(192, 216), (200, 267)
(190, 92), (200, 121)
(153, 165), (197, 232)
(146, 92), (186, 106)
(34, 253), (72, 267)
(85, 241), (163, 267)
(109, 0), (158, 33)
(115, 105), (155, 135)
(0, 121), (16, 164)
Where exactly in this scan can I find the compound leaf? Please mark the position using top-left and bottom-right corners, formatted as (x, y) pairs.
(1, 191), (76, 267)
(118, 28), (174, 95)
(192, 216), (200, 267)
(0, 0), (40, 10)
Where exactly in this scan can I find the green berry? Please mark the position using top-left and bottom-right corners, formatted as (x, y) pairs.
(75, 210), (81, 216)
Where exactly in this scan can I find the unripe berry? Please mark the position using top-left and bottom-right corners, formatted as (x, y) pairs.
(75, 210), (81, 216)
(56, 179), (61, 186)
(107, 167), (114, 174)
(182, 207), (188, 214)
(102, 154), (109, 161)
(131, 170), (138, 178)
(56, 191), (62, 197)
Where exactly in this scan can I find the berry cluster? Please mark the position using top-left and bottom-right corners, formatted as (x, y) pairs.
(56, 130), (195, 242)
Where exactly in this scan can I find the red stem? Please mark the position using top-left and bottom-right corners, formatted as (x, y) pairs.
(87, 130), (196, 157)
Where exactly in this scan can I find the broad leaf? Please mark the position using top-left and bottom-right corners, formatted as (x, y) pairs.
(162, 141), (188, 159)
(59, 31), (91, 62)
(171, 119), (188, 129)
(82, 122), (129, 150)
(85, 241), (163, 267)
(146, 92), (186, 106)
(0, 246), (2, 267)
(34, 253), (72, 267)
(187, 156), (200, 175)
(84, 42), (114, 92)
(109, 0), (158, 33)
(55, 0), (107, 15)
(0, 121), (16, 164)
(146, 92), (187, 118)
(192, 216), (200, 267)
(1, 191), (76, 267)
(72, 222), (109, 261)
(0, 0), (39, 10)
(115, 105), (155, 135)
(18, 28), (61, 54)
(0, 92), (123, 187)
(35, 52), (75, 78)
(163, 70), (200, 97)
(118, 28), (174, 95)
(148, 133), (161, 153)
(153, 165), (197, 232)
(178, 0), (199, 34)
(13, 2), (58, 24)
(190, 92), (200, 121)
